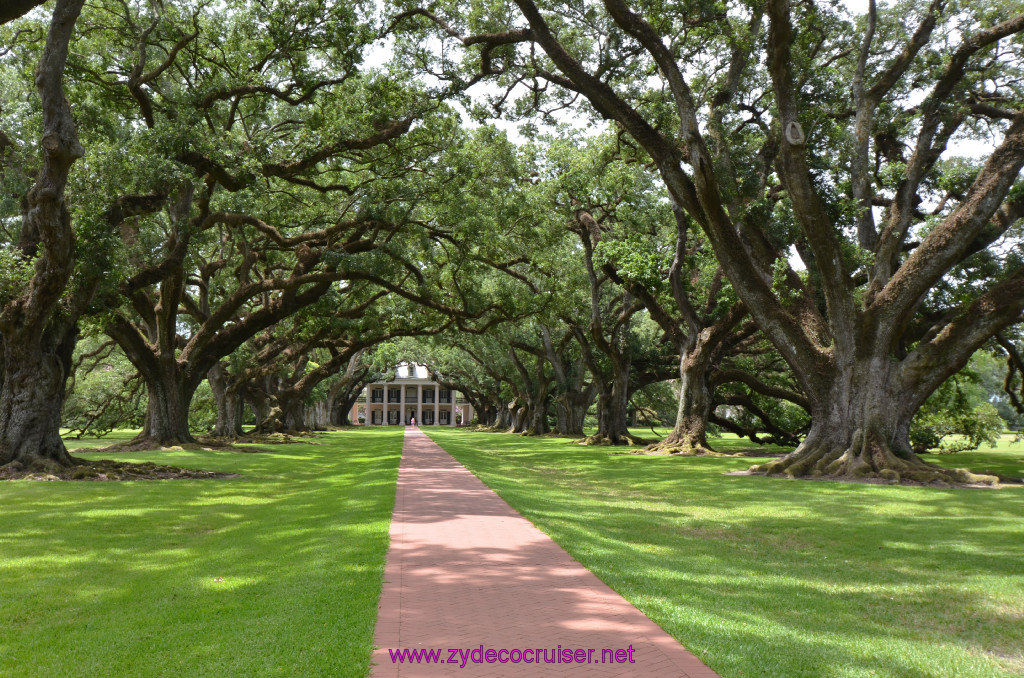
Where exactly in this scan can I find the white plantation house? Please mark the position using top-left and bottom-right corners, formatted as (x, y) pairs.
(350, 363), (473, 426)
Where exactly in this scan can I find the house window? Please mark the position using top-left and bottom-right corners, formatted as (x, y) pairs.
(371, 388), (384, 403)
(388, 410), (400, 425)
(440, 389), (451, 403)
(405, 387), (417, 402)
(388, 387), (401, 403)
(423, 388), (434, 403)
(440, 410), (450, 424)
(372, 410), (382, 424)
(423, 411), (434, 425)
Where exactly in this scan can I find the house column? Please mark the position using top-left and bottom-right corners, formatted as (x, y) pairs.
(415, 386), (420, 424)
(433, 389), (439, 427)
(399, 382), (405, 425)
(449, 392), (456, 427)
(382, 383), (388, 426)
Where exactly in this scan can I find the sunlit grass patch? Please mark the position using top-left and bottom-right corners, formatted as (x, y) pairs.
(425, 428), (1024, 678)
(1, 428), (403, 677)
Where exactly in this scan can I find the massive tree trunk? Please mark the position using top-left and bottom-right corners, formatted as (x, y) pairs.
(582, 347), (643, 445)
(0, 0), (86, 470)
(519, 381), (551, 436)
(256, 390), (307, 433)
(507, 398), (525, 433)
(751, 355), (997, 485)
(601, 355), (637, 443)
(552, 381), (595, 436)
(498, 0), (1024, 484)
(208, 363), (245, 437)
(246, 378), (272, 427)
(139, 356), (198, 445)
(469, 399), (499, 428)
(507, 350), (552, 435)
(0, 329), (77, 470)
(305, 401), (329, 430)
(494, 403), (511, 430)
(646, 342), (717, 455)
(524, 390), (550, 435)
(332, 394), (359, 426)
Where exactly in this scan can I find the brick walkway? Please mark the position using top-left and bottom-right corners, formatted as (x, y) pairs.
(370, 427), (719, 678)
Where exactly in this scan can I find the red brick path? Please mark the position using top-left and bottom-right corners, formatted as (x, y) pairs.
(370, 427), (719, 677)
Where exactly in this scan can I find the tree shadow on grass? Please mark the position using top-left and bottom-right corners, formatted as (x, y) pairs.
(422, 427), (1024, 678)
(0, 428), (404, 678)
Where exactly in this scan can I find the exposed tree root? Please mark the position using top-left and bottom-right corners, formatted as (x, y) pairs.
(198, 434), (308, 447)
(205, 431), (326, 445)
(0, 456), (235, 481)
(641, 440), (731, 456)
(576, 433), (648, 446)
(748, 428), (1000, 487)
(90, 436), (270, 454)
(467, 425), (507, 433)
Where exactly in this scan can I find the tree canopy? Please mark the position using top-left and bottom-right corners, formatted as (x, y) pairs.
(1, 0), (1022, 486)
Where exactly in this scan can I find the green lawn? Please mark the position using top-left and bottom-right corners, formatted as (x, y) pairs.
(1, 428), (403, 678)
(424, 428), (1024, 678)
(924, 433), (1024, 480)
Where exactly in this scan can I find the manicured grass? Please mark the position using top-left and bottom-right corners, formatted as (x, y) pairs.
(1, 428), (403, 678)
(925, 433), (1024, 480)
(424, 428), (1024, 678)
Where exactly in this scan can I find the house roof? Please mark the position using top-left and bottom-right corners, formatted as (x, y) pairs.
(392, 361), (432, 380)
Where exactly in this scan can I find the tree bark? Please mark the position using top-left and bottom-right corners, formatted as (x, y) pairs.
(581, 348), (642, 445)
(751, 354), (997, 485)
(647, 346), (717, 455)
(553, 387), (594, 435)
(256, 388), (307, 433)
(0, 0), (47, 25)
(495, 403), (511, 430)
(549, 355), (595, 435)
(139, 355), (197, 444)
(521, 378), (551, 436)
(601, 352), (636, 443)
(507, 398), (525, 433)
(305, 401), (328, 430)
(332, 392), (363, 426)
(208, 363), (245, 437)
(0, 328), (77, 469)
(0, 0), (86, 470)
(246, 379), (272, 427)
(525, 393), (550, 435)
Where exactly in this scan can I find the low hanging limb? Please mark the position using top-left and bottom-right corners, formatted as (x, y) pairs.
(627, 397), (663, 439)
(64, 373), (145, 439)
